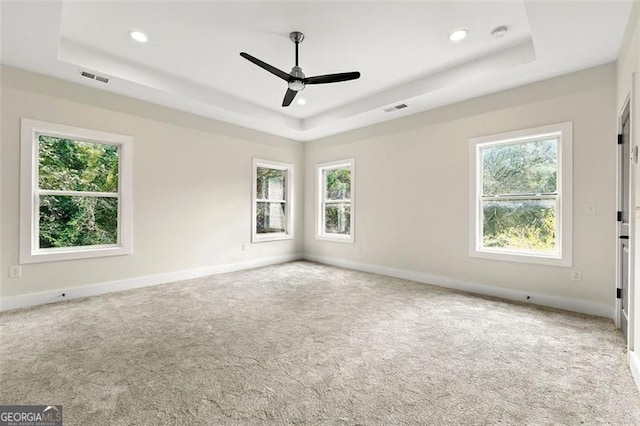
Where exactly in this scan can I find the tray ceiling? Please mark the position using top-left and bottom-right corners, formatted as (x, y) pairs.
(1, 1), (633, 141)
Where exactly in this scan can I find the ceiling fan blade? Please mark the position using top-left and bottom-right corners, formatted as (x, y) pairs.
(282, 89), (297, 107)
(240, 52), (292, 82)
(304, 71), (361, 85)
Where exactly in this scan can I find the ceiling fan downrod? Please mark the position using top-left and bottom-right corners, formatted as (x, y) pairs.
(288, 32), (306, 92)
(290, 31), (304, 67)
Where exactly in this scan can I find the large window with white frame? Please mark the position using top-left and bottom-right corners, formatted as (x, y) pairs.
(469, 122), (572, 266)
(252, 158), (294, 242)
(317, 158), (355, 243)
(20, 119), (133, 264)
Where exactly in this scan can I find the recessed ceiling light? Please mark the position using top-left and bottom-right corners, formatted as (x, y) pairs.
(297, 98), (307, 105)
(449, 28), (468, 42)
(129, 30), (148, 43)
(491, 26), (509, 38)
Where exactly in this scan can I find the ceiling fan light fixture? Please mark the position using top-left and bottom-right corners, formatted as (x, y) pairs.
(129, 30), (148, 43)
(449, 28), (468, 42)
(288, 80), (305, 91)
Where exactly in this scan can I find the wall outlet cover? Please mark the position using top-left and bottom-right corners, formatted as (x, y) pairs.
(9, 265), (22, 278)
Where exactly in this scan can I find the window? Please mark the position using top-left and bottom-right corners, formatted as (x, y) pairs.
(317, 158), (355, 243)
(252, 158), (294, 242)
(469, 122), (572, 266)
(20, 119), (133, 263)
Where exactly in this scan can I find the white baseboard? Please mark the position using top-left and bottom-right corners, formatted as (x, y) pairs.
(304, 254), (615, 319)
(2, 253), (615, 319)
(630, 350), (640, 393)
(0, 254), (302, 312)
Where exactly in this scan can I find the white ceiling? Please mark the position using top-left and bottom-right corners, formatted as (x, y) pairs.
(0, 1), (633, 141)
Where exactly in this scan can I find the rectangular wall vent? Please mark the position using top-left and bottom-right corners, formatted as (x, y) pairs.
(383, 103), (408, 113)
(79, 70), (109, 84)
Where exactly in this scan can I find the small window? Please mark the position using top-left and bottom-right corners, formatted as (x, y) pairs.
(252, 158), (294, 242)
(317, 158), (355, 243)
(469, 122), (572, 266)
(20, 119), (133, 263)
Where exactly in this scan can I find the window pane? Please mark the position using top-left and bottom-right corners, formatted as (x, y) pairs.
(482, 138), (557, 196)
(256, 202), (286, 234)
(325, 203), (351, 235)
(38, 135), (119, 192)
(39, 195), (118, 248)
(482, 199), (556, 253)
(256, 167), (285, 200)
(325, 167), (351, 200)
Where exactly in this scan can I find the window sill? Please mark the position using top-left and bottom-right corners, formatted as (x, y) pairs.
(252, 233), (294, 243)
(20, 245), (132, 264)
(469, 248), (571, 267)
(316, 234), (354, 244)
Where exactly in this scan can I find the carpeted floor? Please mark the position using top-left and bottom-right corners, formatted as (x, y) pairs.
(1, 261), (639, 424)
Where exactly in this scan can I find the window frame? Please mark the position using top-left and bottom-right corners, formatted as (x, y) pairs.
(251, 158), (294, 243)
(316, 158), (355, 243)
(469, 122), (572, 267)
(20, 118), (133, 264)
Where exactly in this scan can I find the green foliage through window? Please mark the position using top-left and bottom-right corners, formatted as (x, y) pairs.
(255, 166), (287, 234)
(480, 138), (558, 253)
(38, 135), (119, 249)
(325, 167), (351, 200)
(323, 166), (351, 235)
(39, 136), (119, 192)
(325, 204), (351, 235)
(39, 196), (118, 248)
(482, 199), (556, 252)
(482, 138), (557, 196)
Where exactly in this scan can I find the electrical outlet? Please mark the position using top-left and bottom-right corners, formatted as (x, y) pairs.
(570, 270), (582, 281)
(9, 265), (21, 278)
(242, 243), (247, 252)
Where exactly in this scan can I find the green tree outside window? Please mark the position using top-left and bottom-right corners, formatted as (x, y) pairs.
(38, 135), (119, 248)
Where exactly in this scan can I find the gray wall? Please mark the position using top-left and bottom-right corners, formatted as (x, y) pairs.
(304, 64), (617, 309)
(0, 62), (620, 314)
(1, 66), (304, 298)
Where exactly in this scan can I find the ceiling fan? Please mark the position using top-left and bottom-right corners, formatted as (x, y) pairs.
(240, 31), (361, 107)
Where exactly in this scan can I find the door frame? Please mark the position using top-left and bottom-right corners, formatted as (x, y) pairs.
(617, 95), (631, 340)
(630, 72), (639, 352)
(618, 74), (637, 351)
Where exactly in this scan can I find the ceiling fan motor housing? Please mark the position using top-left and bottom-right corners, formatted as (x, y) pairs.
(290, 31), (305, 44)
(289, 66), (305, 91)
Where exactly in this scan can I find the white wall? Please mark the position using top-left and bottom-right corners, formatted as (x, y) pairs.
(617, 4), (639, 115)
(0, 66), (304, 300)
(304, 64), (617, 313)
(0, 61), (621, 318)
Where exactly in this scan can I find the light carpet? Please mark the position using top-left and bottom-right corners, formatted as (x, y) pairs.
(1, 261), (639, 424)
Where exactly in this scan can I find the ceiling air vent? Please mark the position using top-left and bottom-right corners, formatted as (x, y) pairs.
(79, 70), (109, 84)
(383, 103), (408, 113)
